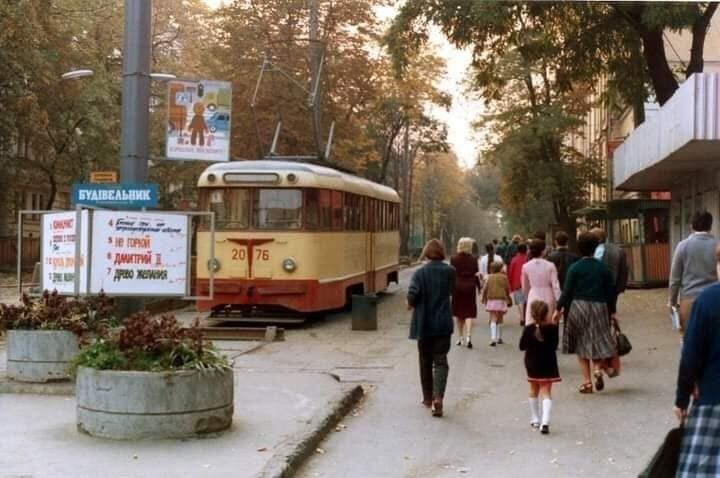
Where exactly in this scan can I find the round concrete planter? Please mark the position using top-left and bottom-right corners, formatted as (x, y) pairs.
(76, 367), (234, 439)
(6, 330), (79, 382)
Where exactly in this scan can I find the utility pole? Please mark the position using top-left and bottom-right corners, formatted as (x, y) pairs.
(309, 0), (323, 158)
(118, 0), (152, 317)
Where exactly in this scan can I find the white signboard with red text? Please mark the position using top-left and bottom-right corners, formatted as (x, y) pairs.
(41, 211), (89, 294)
(89, 211), (189, 296)
(40, 210), (190, 297)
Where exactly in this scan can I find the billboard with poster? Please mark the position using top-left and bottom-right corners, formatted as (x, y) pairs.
(90, 211), (189, 296)
(41, 211), (89, 294)
(166, 79), (231, 162)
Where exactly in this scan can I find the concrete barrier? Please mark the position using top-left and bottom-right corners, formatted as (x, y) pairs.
(6, 330), (79, 382)
(76, 367), (234, 439)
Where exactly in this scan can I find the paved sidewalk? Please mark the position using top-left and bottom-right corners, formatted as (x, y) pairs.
(297, 288), (682, 478)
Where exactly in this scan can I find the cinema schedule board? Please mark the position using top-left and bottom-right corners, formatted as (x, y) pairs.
(41, 211), (89, 294)
(89, 211), (189, 296)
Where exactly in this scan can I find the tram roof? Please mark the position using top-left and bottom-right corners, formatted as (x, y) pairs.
(197, 160), (401, 203)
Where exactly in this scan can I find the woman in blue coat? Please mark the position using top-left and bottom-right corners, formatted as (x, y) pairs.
(407, 239), (456, 417)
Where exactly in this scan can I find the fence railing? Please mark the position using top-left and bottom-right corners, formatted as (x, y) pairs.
(0, 237), (40, 271)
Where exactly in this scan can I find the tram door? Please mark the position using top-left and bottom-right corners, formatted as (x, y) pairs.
(365, 198), (376, 293)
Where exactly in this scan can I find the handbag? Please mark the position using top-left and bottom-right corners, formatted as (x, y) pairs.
(613, 319), (632, 356)
(638, 427), (683, 478)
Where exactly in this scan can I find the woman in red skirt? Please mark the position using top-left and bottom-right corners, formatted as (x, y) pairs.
(519, 300), (561, 434)
(451, 237), (480, 348)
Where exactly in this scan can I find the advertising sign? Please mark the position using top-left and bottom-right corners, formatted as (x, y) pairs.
(90, 211), (189, 296)
(72, 183), (159, 208)
(41, 211), (89, 294)
(166, 79), (231, 162)
(90, 171), (118, 183)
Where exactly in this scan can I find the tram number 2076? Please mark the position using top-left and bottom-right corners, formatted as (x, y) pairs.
(231, 248), (270, 261)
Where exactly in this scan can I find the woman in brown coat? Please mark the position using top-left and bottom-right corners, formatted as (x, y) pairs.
(451, 237), (480, 348)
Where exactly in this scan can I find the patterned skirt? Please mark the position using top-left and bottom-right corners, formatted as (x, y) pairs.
(677, 404), (720, 477)
(561, 300), (616, 359)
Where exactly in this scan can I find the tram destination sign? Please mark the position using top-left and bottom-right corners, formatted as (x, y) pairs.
(72, 183), (159, 208)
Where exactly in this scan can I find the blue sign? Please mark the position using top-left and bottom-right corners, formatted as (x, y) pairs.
(72, 183), (159, 208)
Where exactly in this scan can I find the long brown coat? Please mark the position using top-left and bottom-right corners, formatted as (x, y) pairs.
(450, 252), (479, 319)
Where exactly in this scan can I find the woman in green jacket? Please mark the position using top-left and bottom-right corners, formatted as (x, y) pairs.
(556, 232), (617, 394)
(407, 239), (456, 417)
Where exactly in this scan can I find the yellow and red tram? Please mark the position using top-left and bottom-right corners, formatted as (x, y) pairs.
(195, 160), (400, 316)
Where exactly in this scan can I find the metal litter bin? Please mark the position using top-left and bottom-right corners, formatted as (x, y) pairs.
(351, 294), (378, 331)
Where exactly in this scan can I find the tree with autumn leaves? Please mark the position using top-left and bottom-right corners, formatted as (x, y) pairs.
(387, 1), (719, 238)
(2, 0), (471, 255)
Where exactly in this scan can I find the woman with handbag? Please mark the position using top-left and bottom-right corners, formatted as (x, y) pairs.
(674, 281), (720, 476)
(556, 232), (617, 394)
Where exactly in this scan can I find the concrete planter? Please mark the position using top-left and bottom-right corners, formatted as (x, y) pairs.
(76, 367), (234, 439)
(6, 330), (79, 382)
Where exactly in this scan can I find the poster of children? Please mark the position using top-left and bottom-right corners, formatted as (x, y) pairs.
(166, 79), (232, 162)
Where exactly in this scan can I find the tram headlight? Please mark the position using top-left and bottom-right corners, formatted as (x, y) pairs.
(207, 258), (221, 273)
(282, 257), (296, 273)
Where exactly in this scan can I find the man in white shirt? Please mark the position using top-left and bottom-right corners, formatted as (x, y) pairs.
(478, 242), (505, 284)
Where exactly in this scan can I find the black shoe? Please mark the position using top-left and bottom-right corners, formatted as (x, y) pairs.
(540, 425), (549, 435)
(467, 340), (473, 349)
(497, 339), (504, 345)
(490, 341), (496, 347)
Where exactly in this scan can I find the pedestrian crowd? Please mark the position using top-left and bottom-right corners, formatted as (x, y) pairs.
(407, 212), (720, 475)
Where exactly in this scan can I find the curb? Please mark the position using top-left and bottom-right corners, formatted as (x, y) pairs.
(257, 384), (365, 478)
(0, 374), (74, 395)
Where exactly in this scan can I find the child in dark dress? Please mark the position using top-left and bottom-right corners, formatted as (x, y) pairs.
(519, 300), (561, 434)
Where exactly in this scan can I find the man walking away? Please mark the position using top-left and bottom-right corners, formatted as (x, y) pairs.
(669, 211), (718, 332)
(497, 236), (509, 263)
(674, 281), (720, 476)
(590, 227), (629, 311)
(505, 235), (522, 264)
(547, 231), (580, 289)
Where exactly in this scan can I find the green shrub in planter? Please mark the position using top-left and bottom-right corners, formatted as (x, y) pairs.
(72, 313), (230, 373)
(0, 290), (118, 338)
(74, 313), (233, 439)
(0, 291), (118, 382)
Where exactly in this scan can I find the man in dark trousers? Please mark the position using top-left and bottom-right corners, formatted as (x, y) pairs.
(590, 227), (629, 309)
(547, 230), (579, 289)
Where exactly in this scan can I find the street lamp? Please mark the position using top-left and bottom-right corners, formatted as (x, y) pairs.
(61, 69), (94, 80)
(61, 69), (177, 82)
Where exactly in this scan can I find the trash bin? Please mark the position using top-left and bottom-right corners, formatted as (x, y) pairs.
(351, 294), (378, 331)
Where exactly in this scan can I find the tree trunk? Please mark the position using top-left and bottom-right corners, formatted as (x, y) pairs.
(641, 28), (679, 105)
(686, 3), (719, 78)
(45, 173), (57, 210)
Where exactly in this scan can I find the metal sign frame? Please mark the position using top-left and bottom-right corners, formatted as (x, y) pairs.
(16, 208), (214, 301)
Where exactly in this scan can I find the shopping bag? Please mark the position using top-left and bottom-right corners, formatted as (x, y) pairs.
(613, 319), (632, 356)
(638, 427), (683, 478)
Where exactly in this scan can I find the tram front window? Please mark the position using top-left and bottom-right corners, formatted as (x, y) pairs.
(256, 189), (302, 229)
(202, 189), (251, 230)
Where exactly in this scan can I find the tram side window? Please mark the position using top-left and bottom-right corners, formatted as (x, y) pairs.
(331, 191), (343, 230)
(256, 189), (302, 229)
(201, 189), (250, 230)
(344, 194), (364, 231)
(305, 189), (322, 229)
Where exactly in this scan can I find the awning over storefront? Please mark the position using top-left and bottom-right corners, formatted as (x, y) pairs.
(614, 73), (720, 191)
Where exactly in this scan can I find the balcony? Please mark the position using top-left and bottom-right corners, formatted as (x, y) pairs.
(614, 73), (720, 191)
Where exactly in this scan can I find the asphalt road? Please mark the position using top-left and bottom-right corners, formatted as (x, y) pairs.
(293, 265), (680, 478)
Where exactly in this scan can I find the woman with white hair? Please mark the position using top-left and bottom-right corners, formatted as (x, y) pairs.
(451, 237), (480, 348)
